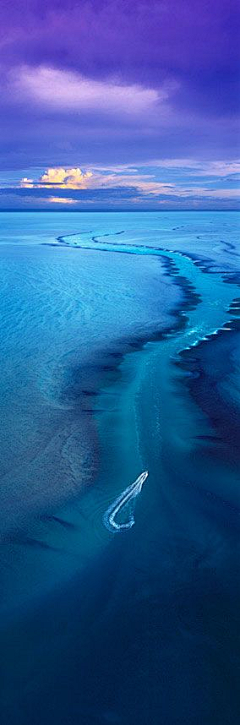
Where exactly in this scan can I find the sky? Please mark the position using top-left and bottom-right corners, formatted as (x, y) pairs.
(0, 0), (239, 210)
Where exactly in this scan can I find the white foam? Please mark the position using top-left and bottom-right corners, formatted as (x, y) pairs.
(103, 471), (149, 533)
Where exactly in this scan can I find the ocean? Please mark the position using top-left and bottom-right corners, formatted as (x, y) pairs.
(0, 211), (239, 724)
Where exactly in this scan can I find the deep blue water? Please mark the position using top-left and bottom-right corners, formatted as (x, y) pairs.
(0, 211), (239, 724)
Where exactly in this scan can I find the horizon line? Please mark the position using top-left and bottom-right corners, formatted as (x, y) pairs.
(0, 208), (239, 213)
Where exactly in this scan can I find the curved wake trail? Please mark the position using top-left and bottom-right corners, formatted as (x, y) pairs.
(103, 470), (148, 532)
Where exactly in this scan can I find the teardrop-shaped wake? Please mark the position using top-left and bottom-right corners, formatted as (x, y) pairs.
(103, 471), (149, 533)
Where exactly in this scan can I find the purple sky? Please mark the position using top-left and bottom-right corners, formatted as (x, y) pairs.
(0, 0), (239, 209)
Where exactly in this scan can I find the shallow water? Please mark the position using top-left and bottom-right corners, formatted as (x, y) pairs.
(0, 212), (239, 725)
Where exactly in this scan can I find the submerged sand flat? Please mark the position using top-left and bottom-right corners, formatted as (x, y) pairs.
(0, 216), (178, 533)
(0, 211), (239, 725)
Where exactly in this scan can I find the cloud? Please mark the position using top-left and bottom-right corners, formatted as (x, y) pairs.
(19, 166), (188, 197)
(21, 167), (93, 189)
(0, 0), (238, 173)
(19, 164), (240, 204)
(48, 196), (77, 204)
(20, 166), (174, 195)
(0, 183), (239, 210)
(150, 158), (240, 177)
(14, 66), (161, 115)
(189, 187), (240, 199)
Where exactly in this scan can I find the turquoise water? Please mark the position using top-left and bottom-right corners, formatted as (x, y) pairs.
(0, 212), (239, 724)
